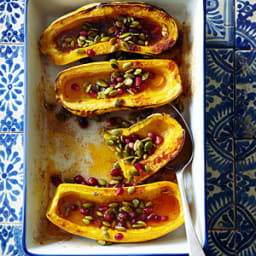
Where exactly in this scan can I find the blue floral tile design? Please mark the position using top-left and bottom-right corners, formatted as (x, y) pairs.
(206, 230), (236, 256)
(235, 139), (256, 230)
(206, 137), (234, 229)
(236, 231), (256, 256)
(0, 45), (24, 132)
(206, 0), (234, 47)
(0, 0), (24, 43)
(0, 224), (27, 256)
(0, 134), (23, 223)
(206, 49), (234, 137)
(235, 51), (256, 138)
(236, 0), (256, 50)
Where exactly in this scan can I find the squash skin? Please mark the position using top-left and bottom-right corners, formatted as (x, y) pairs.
(46, 182), (184, 243)
(55, 59), (182, 116)
(104, 113), (185, 184)
(40, 2), (178, 65)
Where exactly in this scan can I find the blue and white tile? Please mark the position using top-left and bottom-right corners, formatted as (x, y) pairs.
(235, 139), (256, 230)
(206, 49), (234, 137)
(0, 224), (27, 256)
(206, 230), (236, 256)
(0, 0), (25, 43)
(0, 134), (23, 223)
(235, 51), (256, 138)
(0, 45), (24, 132)
(206, 137), (234, 229)
(206, 0), (234, 47)
(236, 231), (256, 256)
(236, 0), (256, 50)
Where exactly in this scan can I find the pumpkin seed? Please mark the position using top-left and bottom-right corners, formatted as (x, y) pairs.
(134, 140), (143, 151)
(107, 139), (115, 146)
(143, 153), (148, 160)
(85, 84), (92, 93)
(122, 201), (133, 207)
(121, 41), (129, 49)
(136, 149), (143, 158)
(96, 80), (108, 87)
(114, 99), (123, 107)
(122, 156), (134, 162)
(113, 175), (123, 181)
(130, 21), (139, 27)
(76, 200), (81, 207)
(119, 33), (131, 39)
(128, 186), (136, 195)
(134, 68), (142, 75)
(85, 216), (93, 220)
(141, 137), (152, 142)
(135, 208), (143, 214)
(82, 218), (90, 225)
(139, 201), (145, 208)
(145, 201), (152, 207)
(115, 21), (123, 27)
(125, 68), (134, 73)
(115, 226), (126, 231)
(111, 71), (120, 78)
(104, 87), (113, 95)
(113, 161), (120, 169)
(111, 129), (121, 135)
(102, 230), (110, 239)
(161, 31), (168, 37)
(124, 73), (134, 79)
(109, 202), (119, 208)
(109, 179), (119, 185)
(79, 35), (86, 41)
(121, 206), (132, 213)
(145, 165), (151, 173)
(83, 202), (93, 208)
(111, 44), (119, 52)
(128, 40), (135, 44)
(88, 31), (97, 37)
(98, 179), (107, 186)
(137, 40), (145, 45)
(64, 207), (70, 217)
(142, 72), (150, 80)
(115, 83), (123, 89)
(108, 26), (115, 34)
(144, 141), (153, 152)
(124, 78), (133, 86)
(96, 240), (107, 246)
(102, 221), (111, 227)
(126, 220), (132, 228)
(136, 220), (147, 226)
(76, 49), (85, 54)
(97, 91), (106, 99)
(139, 33), (145, 40)
(96, 211), (104, 216)
(145, 41), (149, 46)
(101, 36), (110, 42)
(132, 224), (144, 228)
(124, 36), (133, 42)
(110, 59), (119, 69)
(131, 157), (140, 164)
(109, 89), (118, 96)
(132, 199), (140, 208)
(94, 35), (100, 42)
(130, 169), (140, 176)
(122, 62), (132, 69)
(109, 38), (117, 45)
(70, 40), (75, 47)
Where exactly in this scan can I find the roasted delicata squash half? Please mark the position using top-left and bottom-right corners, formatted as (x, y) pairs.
(46, 182), (184, 243)
(55, 59), (182, 116)
(104, 113), (185, 184)
(40, 2), (178, 65)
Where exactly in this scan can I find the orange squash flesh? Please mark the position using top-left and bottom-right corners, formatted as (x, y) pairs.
(39, 2), (178, 65)
(46, 182), (184, 243)
(55, 59), (182, 117)
(104, 113), (185, 184)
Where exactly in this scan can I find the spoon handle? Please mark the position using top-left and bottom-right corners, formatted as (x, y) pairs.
(176, 170), (205, 256)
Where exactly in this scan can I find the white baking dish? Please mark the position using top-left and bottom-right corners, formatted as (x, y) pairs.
(23, 0), (206, 255)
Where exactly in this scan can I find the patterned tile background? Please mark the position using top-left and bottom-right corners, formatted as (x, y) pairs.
(0, 0), (255, 255)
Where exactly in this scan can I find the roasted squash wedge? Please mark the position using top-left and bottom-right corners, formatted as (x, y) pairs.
(40, 2), (178, 65)
(104, 113), (185, 184)
(46, 182), (184, 243)
(55, 59), (182, 116)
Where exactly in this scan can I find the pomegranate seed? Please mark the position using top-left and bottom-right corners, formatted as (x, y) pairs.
(147, 213), (155, 220)
(155, 135), (164, 145)
(161, 216), (169, 221)
(121, 26), (127, 32)
(147, 132), (155, 140)
(51, 175), (62, 187)
(140, 213), (146, 221)
(117, 183), (122, 188)
(130, 134), (139, 142)
(110, 168), (122, 177)
(70, 204), (78, 211)
(78, 117), (88, 128)
(131, 88), (137, 94)
(118, 212), (127, 221)
(116, 187), (124, 195)
(129, 212), (136, 218)
(125, 138), (131, 144)
(80, 30), (88, 36)
(134, 163), (145, 173)
(100, 206), (108, 212)
(116, 77), (124, 83)
(74, 175), (85, 184)
(128, 142), (134, 149)
(104, 213), (112, 221)
(89, 91), (97, 98)
(144, 207), (153, 214)
(115, 233), (124, 241)
(135, 76), (142, 86)
(80, 207), (87, 215)
(87, 49), (95, 57)
(81, 181), (87, 185)
(118, 88), (124, 95)
(110, 83), (116, 88)
(107, 118), (116, 127)
(87, 177), (98, 186)
(71, 83), (80, 91)
(110, 76), (116, 83)
(154, 215), (161, 222)
(131, 219), (137, 224)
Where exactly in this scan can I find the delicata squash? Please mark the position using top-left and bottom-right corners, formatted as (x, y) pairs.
(40, 2), (178, 65)
(46, 182), (184, 243)
(104, 113), (185, 184)
(55, 59), (182, 116)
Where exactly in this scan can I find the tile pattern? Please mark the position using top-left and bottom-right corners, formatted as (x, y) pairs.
(0, 0), (255, 255)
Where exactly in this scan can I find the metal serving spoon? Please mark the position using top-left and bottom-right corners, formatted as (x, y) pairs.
(166, 104), (205, 256)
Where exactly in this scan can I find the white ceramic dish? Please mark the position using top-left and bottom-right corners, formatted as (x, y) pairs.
(23, 0), (206, 255)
